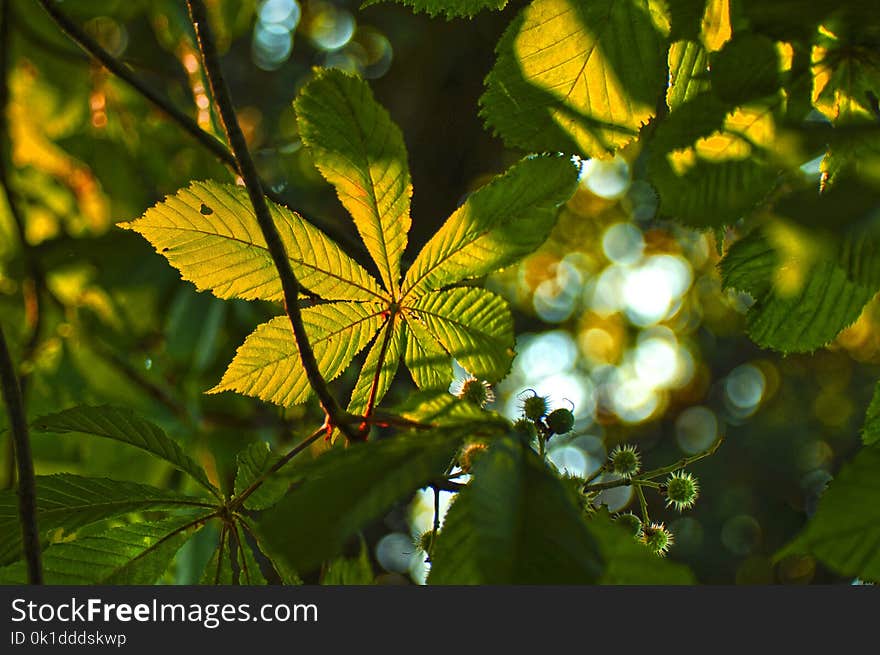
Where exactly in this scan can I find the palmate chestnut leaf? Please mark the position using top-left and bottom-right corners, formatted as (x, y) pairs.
(124, 70), (578, 416)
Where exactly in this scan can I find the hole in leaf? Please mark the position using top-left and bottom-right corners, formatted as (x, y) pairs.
(200, 203), (214, 215)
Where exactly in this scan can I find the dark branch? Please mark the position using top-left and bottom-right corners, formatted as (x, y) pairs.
(185, 0), (355, 440)
(0, 324), (42, 584)
(35, 0), (234, 168)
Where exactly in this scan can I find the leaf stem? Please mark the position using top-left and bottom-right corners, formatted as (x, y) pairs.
(362, 315), (396, 425)
(636, 438), (723, 481)
(636, 484), (649, 525)
(185, 0), (355, 441)
(230, 425), (326, 510)
(583, 439), (722, 493)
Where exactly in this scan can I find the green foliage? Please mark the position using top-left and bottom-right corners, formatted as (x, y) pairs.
(321, 538), (374, 585)
(481, 0), (668, 158)
(32, 405), (219, 496)
(255, 430), (467, 575)
(233, 441), (292, 511)
(862, 383), (880, 447)
(0, 514), (207, 584)
(429, 437), (603, 584)
(587, 512), (694, 584)
(361, 0), (507, 19)
(129, 70), (578, 413)
(3, 0), (880, 589)
(720, 228), (879, 353)
(0, 474), (211, 565)
(778, 446), (880, 582)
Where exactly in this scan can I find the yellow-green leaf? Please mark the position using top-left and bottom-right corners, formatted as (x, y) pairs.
(404, 315), (452, 390)
(405, 287), (514, 382)
(347, 318), (404, 417)
(296, 69), (411, 297)
(402, 155), (578, 297)
(121, 181), (386, 303)
(210, 302), (385, 406)
(481, 0), (669, 157)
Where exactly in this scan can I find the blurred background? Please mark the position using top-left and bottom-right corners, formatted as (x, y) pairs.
(1, 0), (875, 584)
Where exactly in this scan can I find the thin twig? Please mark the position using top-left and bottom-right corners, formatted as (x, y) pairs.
(583, 439), (723, 493)
(230, 425), (325, 510)
(0, 324), (42, 584)
(35, 0), (233, 167)
(186, 0), (356, 441)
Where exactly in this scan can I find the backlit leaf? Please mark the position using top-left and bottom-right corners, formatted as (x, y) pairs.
(481, 0), (668, 157)
(210, 302), (385, 406)
(121, 181), (386, 303)
(405, 287), (514, 381)
(0, 515), (207, 584)
(0, 474), (211, 566)
(296, 69), (411, 297)
(402, 155), (578, 297)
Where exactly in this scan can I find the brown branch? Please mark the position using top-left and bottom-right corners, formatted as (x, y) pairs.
(185, 0), (355, 441)
(0, 324), (42, 584)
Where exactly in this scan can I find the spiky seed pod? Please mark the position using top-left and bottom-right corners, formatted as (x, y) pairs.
(664, 471), (699, 511)
(615, 512), (643, 538)
(455, 377), (495, 407)
(642, 522), (674, 556)
(459, 442), (488, 472)
(415, 530), (434, 554)
(512, 418), (538, 443)
(521, 392), (549, 421)
(608, 444), (641, 479)
(546, 408), (575, 435)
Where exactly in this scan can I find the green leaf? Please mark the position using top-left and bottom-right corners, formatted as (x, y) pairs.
(361, 0), (507, 19)
(711, 32), (782, 105)
(428, 437), (602, 584)
(648, 93), (777, 226)
(406, 287), (514, 381)
(777, 446), (880, 582)
(667, 40), (710, 110)
(481, 0), (668, 157)
(396, 389), (509, 428)
(0, 474), (212, 565)
(721, 228), (879, 353)
(210, 302), (386, 406)
(120, 181), (386, 303)
(255, 431), (462, 575)
(403, 316), (452, 390)
(346, 319), (405, 417)
(0, 514), (207, 584)
(321, 537), (373, 585)
(586, 511), (695, 584)
(862, 383), (880, 446)
(200, 532), (235, 585)
(402, 155), (578, 297)
(234, 442), (293, 510)
(296, 69), (411, 297)
(812, 29), (880, 124)
(32, 405), (218, 495)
